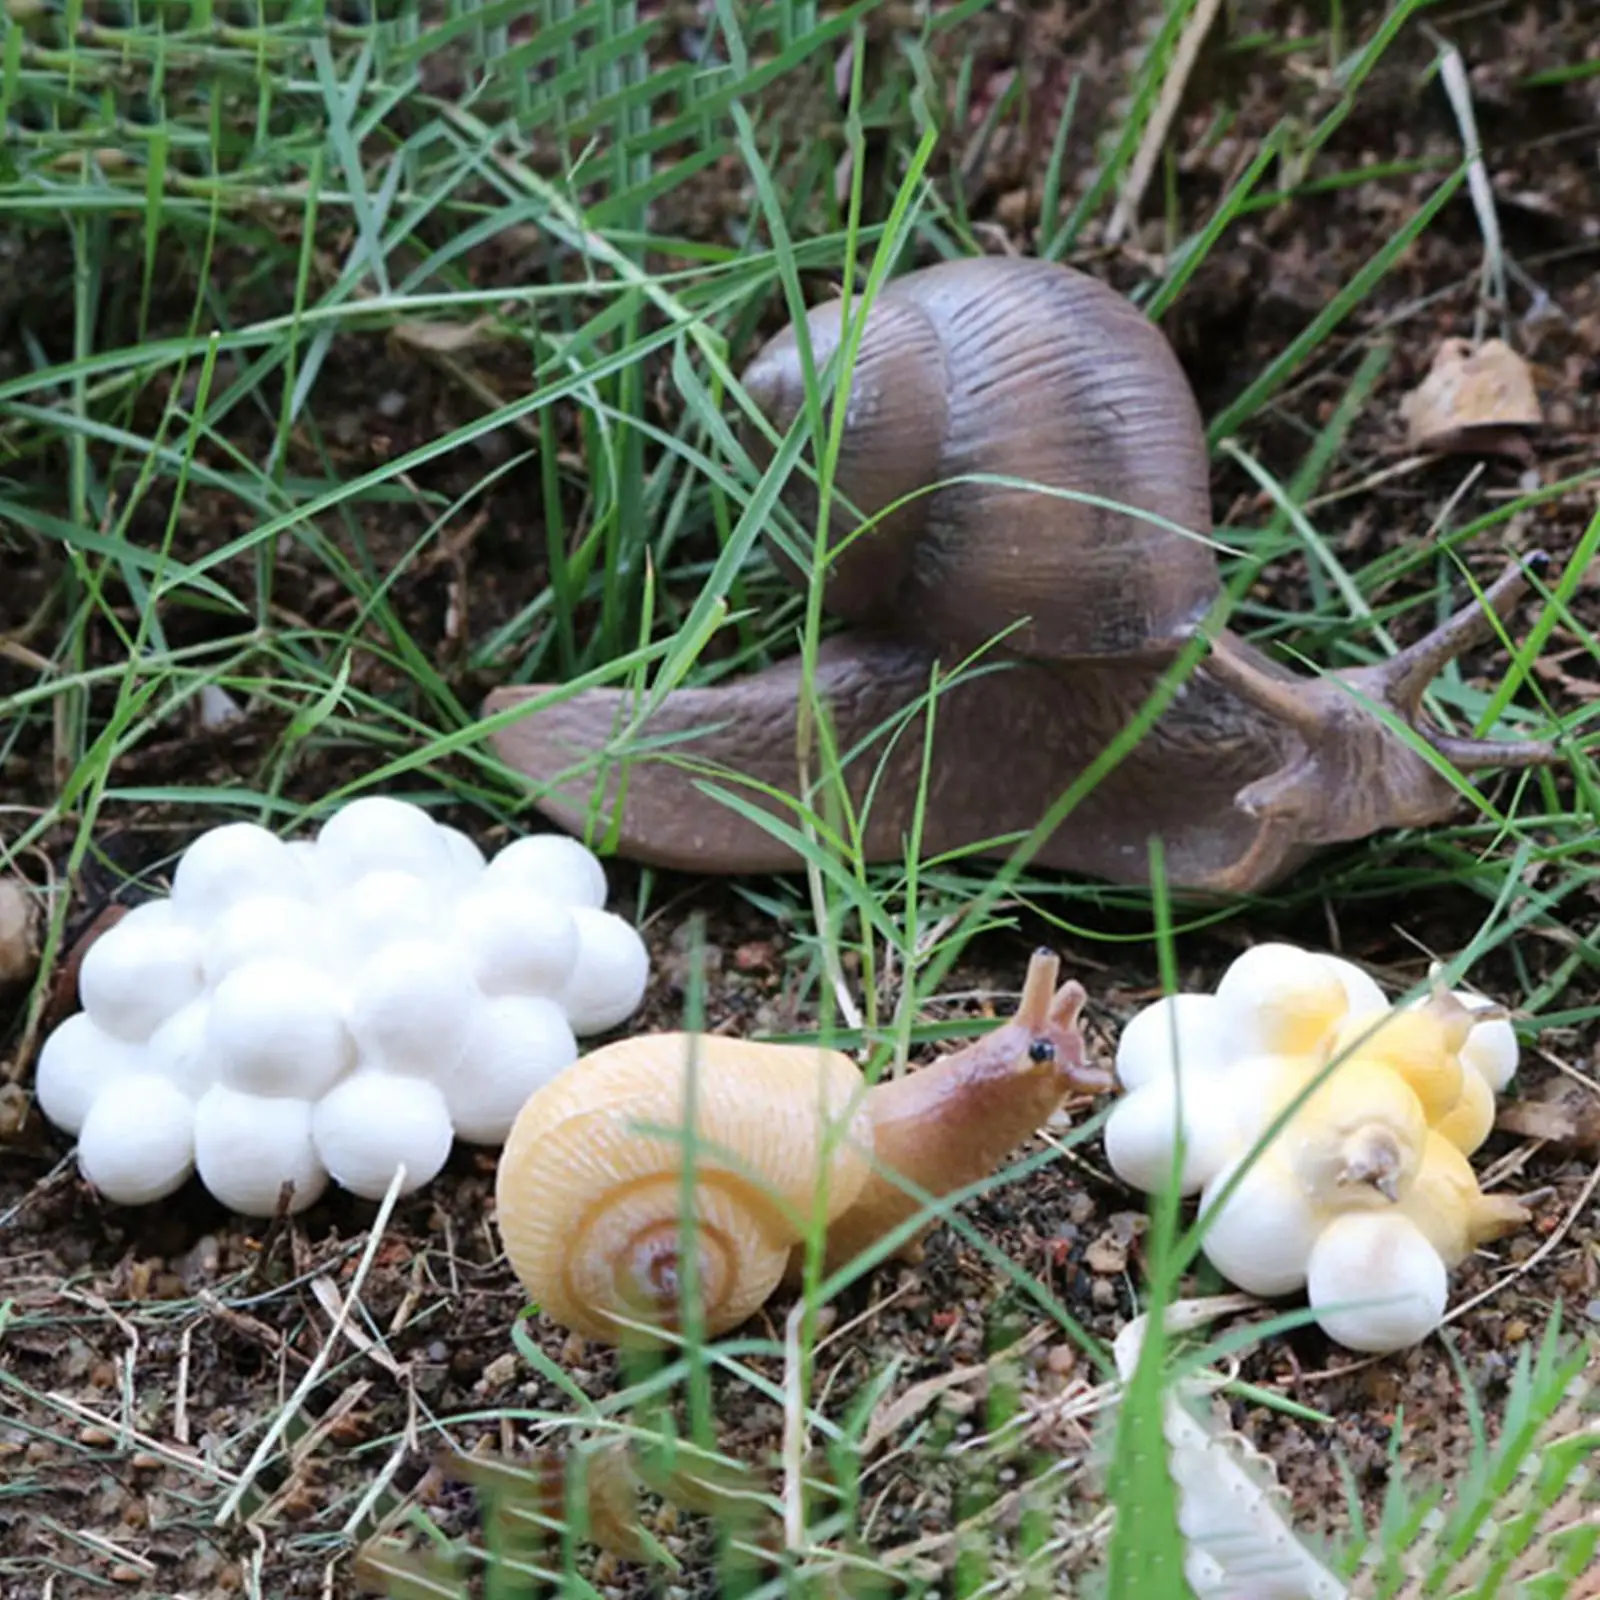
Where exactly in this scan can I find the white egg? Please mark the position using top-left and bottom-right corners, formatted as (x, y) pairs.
(194, 1085), (328, 1216)
(484, 834), (607, 909)
(206, 957), (354, 1099)
(346, 940), (481, 1081)
(115, 897), (180, 934)
(1307, 1211), (1448, 1353)
(29, 796), (643, 1212)
(448, 885), (579, 999)
(1455, 991), (1519, 1092)
(447, 995), (579, 1145)
(311, 1074), (454, 1200)
(313, 796), (456, 889)
(284, 838), (331, 900)
(1215, 941), (1350, 1056)
(561, 907), (649, 1036)
(33, 1013), (147, 1135)
(1320, 955), (1390, 1020)
(145, 998), (219, 1099)
(1114, 992), (1227, 1091)
(1197, 1152), (1324, 1297)
(77, 915), (205, 1043)
(1104, 1077), (1242, 1197)
(328, 870), (442, 961)
(76, 1074), (196, 1205)
(171, 822), (305, 923)
(437, 825), (488, 882)
(1220, 1051), (1313, 1152)
(204, 893), (338, 985)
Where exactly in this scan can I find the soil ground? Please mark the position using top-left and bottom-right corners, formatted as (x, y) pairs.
(2, 3), (1598, 1597)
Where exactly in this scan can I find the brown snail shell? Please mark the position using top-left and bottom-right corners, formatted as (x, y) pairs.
(741, 256), (1218, 664)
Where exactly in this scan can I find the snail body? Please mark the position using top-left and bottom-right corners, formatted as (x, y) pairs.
(1397, 1129), (1529, 1268)
(486, 257), (1562, 893)
(494, 948), (1103, 1343)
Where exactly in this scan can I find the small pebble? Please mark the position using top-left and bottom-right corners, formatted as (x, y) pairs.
(0, 875), (38, 984)
(733, 940), (774, 973)
(479, 1352), (519, 1391)
(1046, 1343), (1077, 1376)
(1085, 1233), (1129, 1275)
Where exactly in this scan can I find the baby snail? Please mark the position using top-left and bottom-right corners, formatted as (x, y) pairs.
(484, 254), (1565, 895)
(494, 948), (1108, 1344)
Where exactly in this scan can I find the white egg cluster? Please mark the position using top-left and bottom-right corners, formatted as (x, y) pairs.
(33, 799), (651, 1216)
(1104, 942), (1525, 1354)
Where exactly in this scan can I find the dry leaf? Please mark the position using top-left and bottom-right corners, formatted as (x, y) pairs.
(1496, 1091), (1600, 1151)
(1400, 336), (1543, 457)
(390, 316), (500, 355)
(861, 1362), (986, 1458)
(861, 1323), (1053, 1458)
(437, 1440), (663, 1563)
(0, 1081), (30, 1139)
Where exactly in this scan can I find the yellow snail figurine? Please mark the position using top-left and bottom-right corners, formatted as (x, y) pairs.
(494, 948), (1107, 1343)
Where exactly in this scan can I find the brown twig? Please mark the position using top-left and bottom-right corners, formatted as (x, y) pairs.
(1495, 1096), (1600, 1150)
(1105, 0), (1227, 246)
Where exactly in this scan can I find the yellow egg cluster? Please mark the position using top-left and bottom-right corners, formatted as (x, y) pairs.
(1103, 942), (1531, 1354)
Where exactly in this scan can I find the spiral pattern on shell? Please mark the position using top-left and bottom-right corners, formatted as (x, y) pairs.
(739, 255), (1218, 665)
(495, 1033), (876, 1342)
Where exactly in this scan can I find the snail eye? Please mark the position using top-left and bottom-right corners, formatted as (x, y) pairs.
(1028, 1039), (1055, 1064)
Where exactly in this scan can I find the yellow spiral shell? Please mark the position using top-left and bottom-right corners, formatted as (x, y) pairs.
(1432, 1061), (1494, 1154)
(495, 1033), (876, 1342)
(1326, 1009), (1465, 1124)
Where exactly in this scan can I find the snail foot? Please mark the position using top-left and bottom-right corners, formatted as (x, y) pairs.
(480, 636), (950, 875)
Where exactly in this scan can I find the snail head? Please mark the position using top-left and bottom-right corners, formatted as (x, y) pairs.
(1335, 1127), (1406, 1205)
(1001, 948), (1111, 1096)
(1206, 554), (1562, 846)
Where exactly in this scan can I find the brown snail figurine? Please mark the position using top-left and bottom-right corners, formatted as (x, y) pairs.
(494, 947), (1104, 1343)
(485, 255), (1564, 894)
